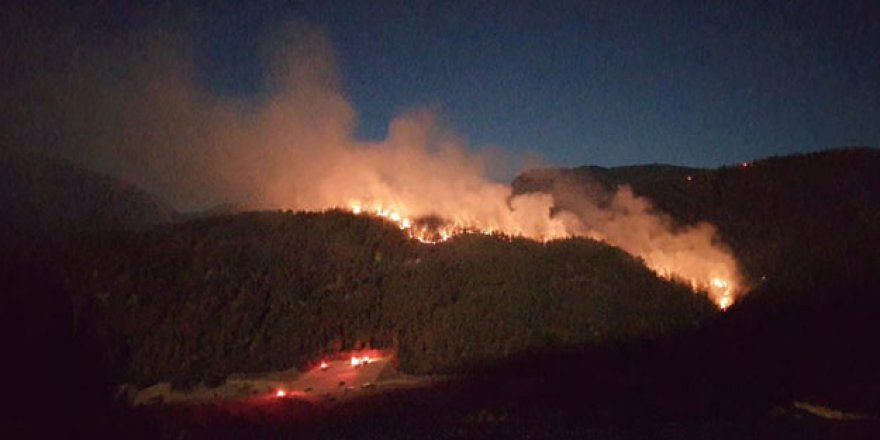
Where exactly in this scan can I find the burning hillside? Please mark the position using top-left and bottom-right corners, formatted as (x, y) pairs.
(343, 192), (738, 309)
(9, 24), (741, 309)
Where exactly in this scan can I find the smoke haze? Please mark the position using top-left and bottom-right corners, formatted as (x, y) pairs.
(1, 13), (741, 304)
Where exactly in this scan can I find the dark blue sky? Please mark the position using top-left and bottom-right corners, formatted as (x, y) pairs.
(86, 0), (880, 168)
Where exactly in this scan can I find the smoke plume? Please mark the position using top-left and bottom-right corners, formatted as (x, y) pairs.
(1, 16), (740, 305)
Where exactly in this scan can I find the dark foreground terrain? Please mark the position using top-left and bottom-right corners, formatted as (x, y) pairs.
(2, 149), (879, 438)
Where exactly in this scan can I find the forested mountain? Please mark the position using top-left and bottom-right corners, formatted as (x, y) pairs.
(65, 210), (714, 387)
(3, 148), (879, 437)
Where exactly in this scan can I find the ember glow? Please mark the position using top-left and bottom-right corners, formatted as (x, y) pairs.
(349, 354), (377, 367)
(711, 278), (734, 310)
(348, 201), (481, 244)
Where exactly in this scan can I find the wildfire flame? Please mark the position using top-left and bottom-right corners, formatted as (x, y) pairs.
(348, 201), (565, 244)
(350, 355), (373, 367)
(350, 201), (472, 244)
(711, 277), (734, 310)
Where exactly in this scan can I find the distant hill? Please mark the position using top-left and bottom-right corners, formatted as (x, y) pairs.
(514, 147), (880, 294)
(517, 164), (702, 194)
(64, 210), (714, 387)
(0, 154), (177, 247)
(511, 148), (880, 412)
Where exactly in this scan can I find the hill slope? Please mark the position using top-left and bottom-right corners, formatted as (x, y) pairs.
(65, 210), (715, 387)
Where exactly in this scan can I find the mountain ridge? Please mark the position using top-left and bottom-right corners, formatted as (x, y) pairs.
(0, 153), (178, 248)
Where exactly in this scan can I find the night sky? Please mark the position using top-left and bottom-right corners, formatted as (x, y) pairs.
(6, 0), (880, 169)
(197, 0), (880, 167)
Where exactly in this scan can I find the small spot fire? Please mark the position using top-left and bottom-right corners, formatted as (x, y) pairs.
(270, 351), (388, 400)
